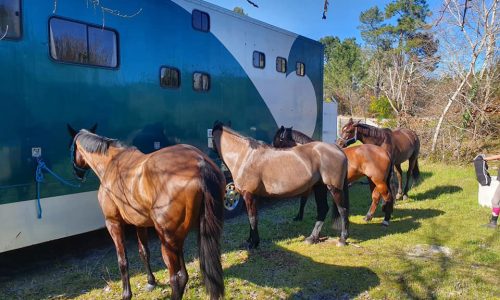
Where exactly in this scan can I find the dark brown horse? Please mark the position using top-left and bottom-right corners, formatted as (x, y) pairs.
(211, 121), (350, 247)
(67, 126), (225, 300)
(337, 119), (420, 200)
(273, 126), (394, 226)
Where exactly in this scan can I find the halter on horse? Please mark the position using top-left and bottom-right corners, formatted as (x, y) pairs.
(338, 119), (420, 200)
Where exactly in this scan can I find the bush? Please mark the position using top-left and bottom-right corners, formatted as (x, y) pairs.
(369, 96), (393, 119)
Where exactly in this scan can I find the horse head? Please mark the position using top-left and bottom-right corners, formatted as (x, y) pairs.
(67, 123), (97, 180)
(273, 126), (296, 148)
(337, 118), (360, 148)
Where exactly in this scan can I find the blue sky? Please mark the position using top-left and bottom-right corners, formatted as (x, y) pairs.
(206, 0), (443, 42)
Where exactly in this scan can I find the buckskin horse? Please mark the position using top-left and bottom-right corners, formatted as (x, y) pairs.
(273, 126), (394, 226)
(337, 118), (420, 200)
(67, 125), (225, 300)
(211, 121), (349, 247)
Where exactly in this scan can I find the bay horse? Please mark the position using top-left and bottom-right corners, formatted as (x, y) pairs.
(337, 119), (420, 200)
(273, 126), (394, 226)
(67, 125), (225, 300)
(211, 121), (350, 247)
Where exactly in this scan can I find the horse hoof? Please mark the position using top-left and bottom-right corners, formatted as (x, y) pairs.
(395, 193), (402, 200)
(364, 214), (373, 222)
(244, 241), (259, 250)
(337, 239), (346, 247)
(304, 236), (318, 244)
(146, 283), (156, 292)
(403, 195), (409, 200)
(122, 293), (132, 300)
(381, 221), (389, 227)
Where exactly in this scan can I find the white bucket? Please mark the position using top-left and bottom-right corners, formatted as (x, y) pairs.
(478, 176), (499, 208)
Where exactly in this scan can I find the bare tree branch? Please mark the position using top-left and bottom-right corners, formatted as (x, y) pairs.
(0, 25), (8, 40)
(246, 0), (258, 8)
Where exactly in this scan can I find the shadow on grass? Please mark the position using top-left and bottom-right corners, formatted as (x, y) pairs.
(349, 207), (445, 242)
(412, 185), (463, 201)
(225, 244), (380, 299)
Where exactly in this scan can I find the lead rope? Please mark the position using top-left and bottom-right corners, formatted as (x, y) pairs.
(34, 144), (85, 218)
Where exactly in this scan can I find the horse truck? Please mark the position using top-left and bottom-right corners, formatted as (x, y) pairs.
(0, 0), (326, 253)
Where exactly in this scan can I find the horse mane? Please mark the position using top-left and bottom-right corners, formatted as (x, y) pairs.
(213, 125), (271, 150)
(291, 129), (314, 144)
(355, 123), (388, 139)
(76, 130), (126, 155)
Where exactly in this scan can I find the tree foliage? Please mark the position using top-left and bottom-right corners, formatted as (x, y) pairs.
(321, 36), (365, 114)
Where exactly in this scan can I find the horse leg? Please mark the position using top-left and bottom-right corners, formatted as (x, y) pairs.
(305, 184), (328, 244)
(394, 164), (403, 200)
(376, 182), (393, 226)
(136, 227), (156, 291)
(242, 191), (260, 249)
(403, 156), (417, 200)
(294, 194), (308, 221)
(159, 237), (188, 300)
(329, 184), (349, 247)
(105, 220), (132, 300)
(364, 179), (379, 222)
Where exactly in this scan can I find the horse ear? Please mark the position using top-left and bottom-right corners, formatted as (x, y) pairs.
(89, 123), (98, 133)
(280, 125), (284, 130)
(356, 120), (361, 124)
(213, 120), (223, 131)
(67, 124), (77, 138)
(349, 118), (353, 123)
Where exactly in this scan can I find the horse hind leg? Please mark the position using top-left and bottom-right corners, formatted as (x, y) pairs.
(294, 194), (308, 221)
(377, 182), (394, 227)
(159, 237), (188, 300)
(106, 220), (132, 300)
(304, 184), (328, 244)
(136, 227), (156, 291)
(394, 164), (404, 200)
(364, 179), (378, 222)
(243, 191), (260, 249)
(403, 155), (419, 200)
(329, 184), (349, 247)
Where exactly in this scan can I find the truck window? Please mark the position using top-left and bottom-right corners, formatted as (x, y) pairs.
(0, 0), (21, 40)
(160, 67), (180, 88)
(49, 17), (118, 68)
(192, 9), (209, 32)
(193, 72), (210, 91)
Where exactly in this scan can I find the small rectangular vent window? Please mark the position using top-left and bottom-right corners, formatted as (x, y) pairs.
(193, 72), (210, 91)
(160, 67), (180, 88)
(276, 57), (287, 73)
(192, 10), (210, 32)
(296, 62), (305, 76)
(253, 51), (265, 69)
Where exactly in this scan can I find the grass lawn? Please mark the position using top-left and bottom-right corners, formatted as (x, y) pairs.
(1, 161), (499, 299)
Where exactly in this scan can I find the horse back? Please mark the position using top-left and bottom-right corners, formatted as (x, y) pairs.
(390, 128), (420, 164)
(308, 142), (348, 190)
(343, 144), (391, 181)
(101, 144), (220, 229)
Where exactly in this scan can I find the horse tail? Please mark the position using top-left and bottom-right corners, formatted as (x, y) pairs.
(198, 162), (225, 299)
(412, 158), (420, 181)
(411, 137), (421, 181)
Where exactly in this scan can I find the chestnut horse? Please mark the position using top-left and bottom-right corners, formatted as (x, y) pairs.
(337, 119), (420, 200)
(67, 126), (225, 300)
(211, 121), (349, 247)
(273, 126), (394, 226)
